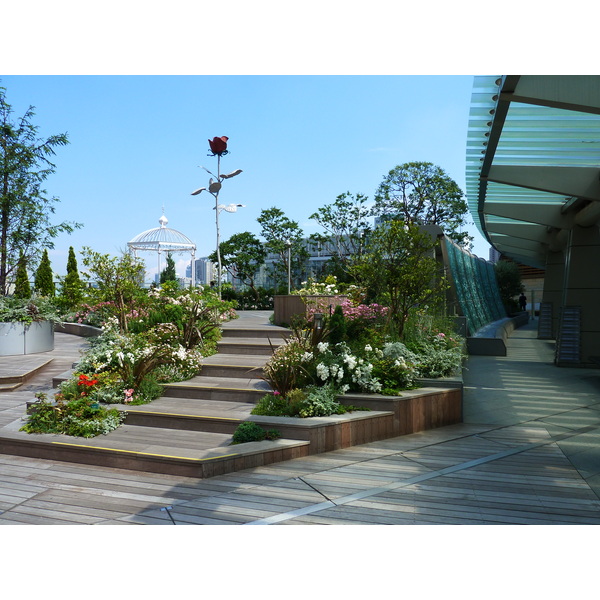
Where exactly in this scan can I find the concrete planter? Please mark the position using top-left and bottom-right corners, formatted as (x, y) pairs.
(54, 322), (102, 338)
(0, 321), (54, 356)
(273, 295), (349, 326)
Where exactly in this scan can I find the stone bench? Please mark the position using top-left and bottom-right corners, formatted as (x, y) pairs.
(466, 313), (529, 356)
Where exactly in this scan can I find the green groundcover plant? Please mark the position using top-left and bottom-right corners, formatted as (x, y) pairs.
(0, 296), (62, 324)
(21, 392), (126, 438)
(231, 422), (281, 444)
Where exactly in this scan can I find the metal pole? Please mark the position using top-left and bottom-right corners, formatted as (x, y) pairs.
(287, 241), (291, 294)
(216, 155), (222, 300)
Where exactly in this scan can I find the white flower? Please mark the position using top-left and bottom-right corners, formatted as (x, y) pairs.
(317, 342), (329, 353)
(301, 352), (313, 362)
(364, 344), (372, 352)
(343, 354), (357, 370)
(316, 363), (329, 381)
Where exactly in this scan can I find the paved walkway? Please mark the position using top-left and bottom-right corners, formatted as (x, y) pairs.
(1, 314), (600, 525)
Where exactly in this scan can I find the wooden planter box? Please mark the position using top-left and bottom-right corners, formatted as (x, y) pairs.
(0, 321), (54, 356)
(273, 295), (349, 326)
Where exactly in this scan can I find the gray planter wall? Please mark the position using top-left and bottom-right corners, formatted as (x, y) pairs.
(0, 321), (55, 356)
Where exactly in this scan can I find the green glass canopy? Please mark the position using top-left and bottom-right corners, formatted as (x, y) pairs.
(466, 75), (600, 268)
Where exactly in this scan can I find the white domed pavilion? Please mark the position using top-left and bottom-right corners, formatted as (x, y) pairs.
(127, 213), (196, 285)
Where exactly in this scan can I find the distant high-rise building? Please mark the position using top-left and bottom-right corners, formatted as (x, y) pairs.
(193, 257), (216, 285)
(489, 247), (501, 263)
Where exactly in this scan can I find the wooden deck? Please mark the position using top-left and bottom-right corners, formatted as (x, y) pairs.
(1, 420), (599, 525)
(1, 316), (600, 525)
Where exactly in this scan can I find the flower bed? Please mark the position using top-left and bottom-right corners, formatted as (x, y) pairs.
(20, 285), (236, 438)
(259, 284), (466, 419)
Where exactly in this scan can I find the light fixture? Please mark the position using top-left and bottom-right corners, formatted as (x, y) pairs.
(313, 312), (324, 331)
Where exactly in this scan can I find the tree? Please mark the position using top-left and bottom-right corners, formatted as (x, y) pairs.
(59, 246), (84, 309)
(0, 85), (81, 295)
(257, 207), (309, 291)
(350, 221), (446, 338)
(80, 248), (146, 332)
(309, 191), (371, 281)
(209, 231), (266, 298)
(494, 259), (523, 313)
(34, 248), (55, 296)
(373, 162), (472, 248)
(160, 252), (178, 285)
(13, 250), (31, 298)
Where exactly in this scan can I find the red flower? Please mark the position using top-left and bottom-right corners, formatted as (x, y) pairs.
(208, 136), (229, 156)
(78, 374), (99, 387)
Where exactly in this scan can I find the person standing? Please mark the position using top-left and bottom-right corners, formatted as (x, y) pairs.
(519, 292), (527, 311)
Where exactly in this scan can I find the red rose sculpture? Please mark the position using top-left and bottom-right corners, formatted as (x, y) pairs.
(208, 136), (229, 156)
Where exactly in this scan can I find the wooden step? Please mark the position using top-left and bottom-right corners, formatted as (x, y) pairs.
(163, 376), (272, 403)
(200, 363), (264, 379)
(0, 356), (53, 392)
(221, 327), (291, 339)
(0, 419), (310, 478)
(217, 338), (284, 355)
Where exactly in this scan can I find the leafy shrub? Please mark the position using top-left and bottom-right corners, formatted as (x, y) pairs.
(262, 339), (313, 396)
(250, 393), (291, 416)
(21, 394), (126, 438)
(251, 389), (310, 417)
(231, 422), (280, 444)
(297, 384), (344, 417)
(251, 385), (365, 418)
(415, 345), (464, 378)
(0, 296), (62, 324)
(221, 286), (274, 310)
(328, 305), (347, 345)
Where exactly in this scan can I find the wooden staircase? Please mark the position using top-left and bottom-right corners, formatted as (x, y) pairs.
(0, 313), (463, 479)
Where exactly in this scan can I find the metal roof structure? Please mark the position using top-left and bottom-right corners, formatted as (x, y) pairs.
(127, 214), (196, 254)
(127, 214), (196, 284)
(466, 75), (600, 269)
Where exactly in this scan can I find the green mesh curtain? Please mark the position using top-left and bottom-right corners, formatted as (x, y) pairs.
(444, 238), (506, 335)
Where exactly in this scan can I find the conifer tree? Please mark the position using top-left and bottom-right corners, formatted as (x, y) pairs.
(13, 250), (31, 298)
(160, 252), (178, 284)
(34, 249), (55, 296)
(59, 246), (84, 308)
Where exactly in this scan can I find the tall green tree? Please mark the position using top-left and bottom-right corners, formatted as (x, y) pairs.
(373, 162), (472, 248)
(0, 85), (82, 295)
(209, 231), (266, 298)
(309, 191), (371, 282)
(59, 246), (84, 309)
(350, 221), (446, 338)
(34, 248), (55, 296)
(13, 250), (31, 298)
(160, 252), (178, 285)
(257, 207), (309, 291)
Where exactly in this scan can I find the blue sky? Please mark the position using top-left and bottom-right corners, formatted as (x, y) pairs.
(2, 4), (594, 283)
(1, 74), (490, 280)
